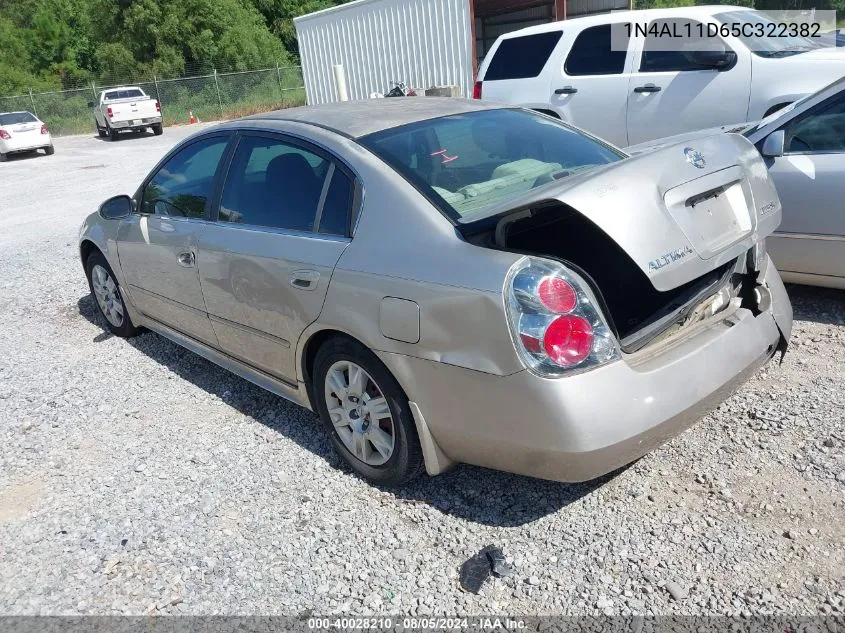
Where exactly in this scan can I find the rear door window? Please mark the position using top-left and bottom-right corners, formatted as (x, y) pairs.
(485, 31), (563, 80)
(219, 135), (332, 232)
(565, 25), (628, 76)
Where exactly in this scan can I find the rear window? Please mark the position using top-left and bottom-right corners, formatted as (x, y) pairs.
(484, 31), (563, 80)
(0, 112), (37, 125)
(360, 109), (623, 222)
(565, 25), (628, 76)
(104, 89), (144, 100)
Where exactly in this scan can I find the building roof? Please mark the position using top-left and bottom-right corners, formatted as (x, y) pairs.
(243, 97), (503, 138)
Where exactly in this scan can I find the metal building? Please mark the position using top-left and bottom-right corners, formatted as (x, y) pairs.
(295, 0), (630, 105)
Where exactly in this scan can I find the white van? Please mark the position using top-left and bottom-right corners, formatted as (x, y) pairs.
(475, 5), (845, 147)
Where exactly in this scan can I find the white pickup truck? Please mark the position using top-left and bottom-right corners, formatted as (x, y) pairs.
(476, 6), (845, 147)
(90, 87), (163, 141)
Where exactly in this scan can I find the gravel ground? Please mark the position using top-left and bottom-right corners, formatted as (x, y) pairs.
(0, 127), (843, 617)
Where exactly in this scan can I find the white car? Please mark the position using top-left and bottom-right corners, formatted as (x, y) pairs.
(475, 5), (845, 147)
(0, 111), (53, 161)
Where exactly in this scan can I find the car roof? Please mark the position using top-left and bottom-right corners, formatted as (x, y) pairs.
(238, 97), (504, 138)
(494, 5), (751, 38)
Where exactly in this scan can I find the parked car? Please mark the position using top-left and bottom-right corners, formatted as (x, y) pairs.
(628, 76), (845, 289)
(79, 99), (791, 486)
(90, 86), (163, 141)
(0, 111), (53, 161)
(475, 6), (845, 147)
(818, 28), (845, 47)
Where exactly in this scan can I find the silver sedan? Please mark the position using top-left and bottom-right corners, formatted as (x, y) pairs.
(79, 99), (791, 487)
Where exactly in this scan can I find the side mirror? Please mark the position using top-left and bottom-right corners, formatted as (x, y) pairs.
(99, 195), (132, 219)
(691, 48), (737, 70)
(88, 101), (95, 108)
(761, 129), (786, 158)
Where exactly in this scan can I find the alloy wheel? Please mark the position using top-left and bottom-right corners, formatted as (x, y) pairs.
(324, 360), (395, 466)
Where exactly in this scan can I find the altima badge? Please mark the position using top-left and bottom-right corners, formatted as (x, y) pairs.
(684, 147), (706, 169)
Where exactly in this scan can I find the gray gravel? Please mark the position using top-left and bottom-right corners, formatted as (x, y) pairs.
(1, 127), (843, 617)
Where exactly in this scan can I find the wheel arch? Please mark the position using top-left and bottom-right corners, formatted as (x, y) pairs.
(296, 326), (454, 476)
(80, 239), (100, 268)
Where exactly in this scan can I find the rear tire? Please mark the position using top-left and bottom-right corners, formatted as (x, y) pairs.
(152, 123), (163, 136)
(0, 152), (7, 162)
(313, 336), (423, 487)
(45, 145), (54, 156)
(108, 125), (118, 142)
(85, 250), (140, 338)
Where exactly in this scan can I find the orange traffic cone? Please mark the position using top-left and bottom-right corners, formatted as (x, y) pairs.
(189, 110), (197, 124)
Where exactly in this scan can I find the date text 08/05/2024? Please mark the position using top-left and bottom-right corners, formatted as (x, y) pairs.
(307, 617), (528, 630)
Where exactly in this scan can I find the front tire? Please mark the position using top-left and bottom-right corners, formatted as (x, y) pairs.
(85, 250), (140, 338)
(313, 337), (423, 487)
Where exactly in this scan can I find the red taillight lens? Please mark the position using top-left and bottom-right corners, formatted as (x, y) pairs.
(155, 100), (160, 113)
(543, 315), (594, 367)
(538, 276), (577, 313)
(0, 129), (10, 140)
(107, 107), (114, 118)
(472, 81), (483, 100)
(40, 124), (48, 134)
(506, 257), (619, 376)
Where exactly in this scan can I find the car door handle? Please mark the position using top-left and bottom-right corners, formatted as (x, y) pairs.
(290, 269), (320, 290)
(555, 86), (578, 95)
(177, 251), (195, 267)
(633, 84), (662, 93)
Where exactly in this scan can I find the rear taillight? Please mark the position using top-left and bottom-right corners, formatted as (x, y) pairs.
(155, 100), (160, 113)
(107, 107), (114, 118)
(472, 81), (483, 100)
(40, 124), (48, 134)
(506, 257), (619, 376)
(0, 129), (9, 140)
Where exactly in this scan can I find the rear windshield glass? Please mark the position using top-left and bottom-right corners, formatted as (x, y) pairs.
(360, 109), (623, 222)
(484, 31), (563, 80)
(0, 112), (37, 125)
(104, 89), (144, 100)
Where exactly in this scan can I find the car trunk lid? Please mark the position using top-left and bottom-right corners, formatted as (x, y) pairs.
(464, 133), (780, 293)
(461, 133), (781, 349)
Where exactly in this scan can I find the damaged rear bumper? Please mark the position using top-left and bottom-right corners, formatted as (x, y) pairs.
(380, 256), (791, 482)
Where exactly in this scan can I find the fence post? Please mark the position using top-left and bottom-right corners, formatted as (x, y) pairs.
(91, 81), (97, 103)
(213, 68), (223, 115)
(276, 62), (284, 98)
(28, 88), (38, 117)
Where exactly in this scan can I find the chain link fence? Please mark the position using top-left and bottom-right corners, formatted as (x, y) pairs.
(0, 65), (305, 137)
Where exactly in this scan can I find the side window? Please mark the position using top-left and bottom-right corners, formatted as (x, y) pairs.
(640, 19), (726, 72)
(219, 136), (330, 232)
(565, 25), (628, 76)
(318, 168), (355, 235)
(141, 136), (228, 218)
(786, 95), (845, 153)
(485, 31), (563, 80)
